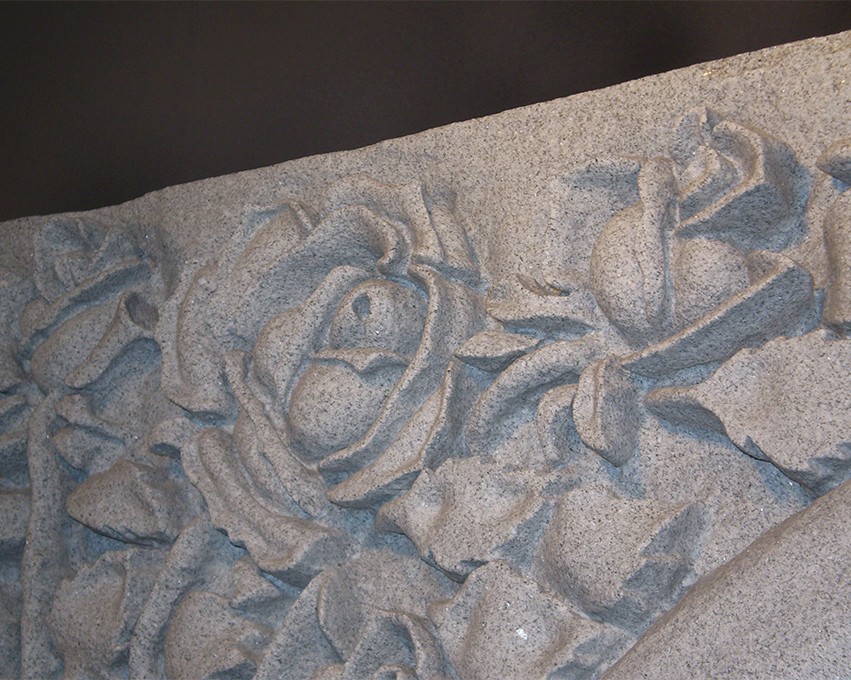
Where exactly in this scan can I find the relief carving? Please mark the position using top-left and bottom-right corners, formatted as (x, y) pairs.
(1, 86), (849, 679)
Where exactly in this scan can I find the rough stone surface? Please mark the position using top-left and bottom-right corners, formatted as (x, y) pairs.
(603, 476), (851, 680)
(1, 31), (849, 680)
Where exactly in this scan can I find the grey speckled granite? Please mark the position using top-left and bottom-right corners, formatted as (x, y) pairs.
(1, 31), (849, 680)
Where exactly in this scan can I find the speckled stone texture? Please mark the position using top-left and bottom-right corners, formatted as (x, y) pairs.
(1, 31), (849, 680)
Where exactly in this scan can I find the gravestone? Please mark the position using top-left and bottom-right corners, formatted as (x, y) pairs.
(1, 30), (849, 679)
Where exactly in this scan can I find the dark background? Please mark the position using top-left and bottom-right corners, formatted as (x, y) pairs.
(1, 2), (850, 222)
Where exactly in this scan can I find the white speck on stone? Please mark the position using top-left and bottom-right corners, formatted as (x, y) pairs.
(516, 627), (528, 641)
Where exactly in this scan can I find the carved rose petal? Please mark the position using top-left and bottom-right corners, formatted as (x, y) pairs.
(326, 359), (477, 509)
(319, 266), (483, 476)
(47, 548), (163, 678)
(183, 426), (350, 586)
(328, 278), (427, 359)
(623, 250), (814, 376)
(589, 158), (678, 347)
(288, 359), (405, 461)
(164, 591), (273, 680)
(675, 117), (805, 251)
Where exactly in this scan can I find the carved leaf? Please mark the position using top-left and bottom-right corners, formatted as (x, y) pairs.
(256, 552), (457, 680)
(52, 422), (124, 472)
(623, 251), (814, 376)
(534, 383), (586, 465)
(534, 485), (705, 630)
(254, 576), (340, 680)
(646, 330), (851, 494)
(229, 556), (287, 612)
(486, 293), (596, 336)
(377, 458), (550, 579)
(572, 357), (642, 467)
(66, 459), (198, 546)
(429, 561), (624, 680)
(326, 611), (452, 680)
(820, 186), (851, 332)
(464, 337), (607, 458)
(455, 330), (538, 372)
(315, 551), (457, 661)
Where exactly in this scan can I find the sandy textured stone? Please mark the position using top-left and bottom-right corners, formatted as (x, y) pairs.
(604, 477), (851, 680)
(0, 31), (849, 680)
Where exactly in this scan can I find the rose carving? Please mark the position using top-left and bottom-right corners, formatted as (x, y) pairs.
(383, 109), (817, 656)
(455, 108), (814, 470)
(163, 175), (484, 584)
(9, 216), (190, 678)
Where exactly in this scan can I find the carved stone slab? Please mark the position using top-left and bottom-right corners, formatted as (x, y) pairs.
(1, 31), (849, 680)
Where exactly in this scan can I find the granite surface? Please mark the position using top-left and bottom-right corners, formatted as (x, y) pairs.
(1, 31), (849, 679)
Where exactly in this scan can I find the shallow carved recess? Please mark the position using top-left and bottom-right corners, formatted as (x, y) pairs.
(1, 32), (850, 680)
